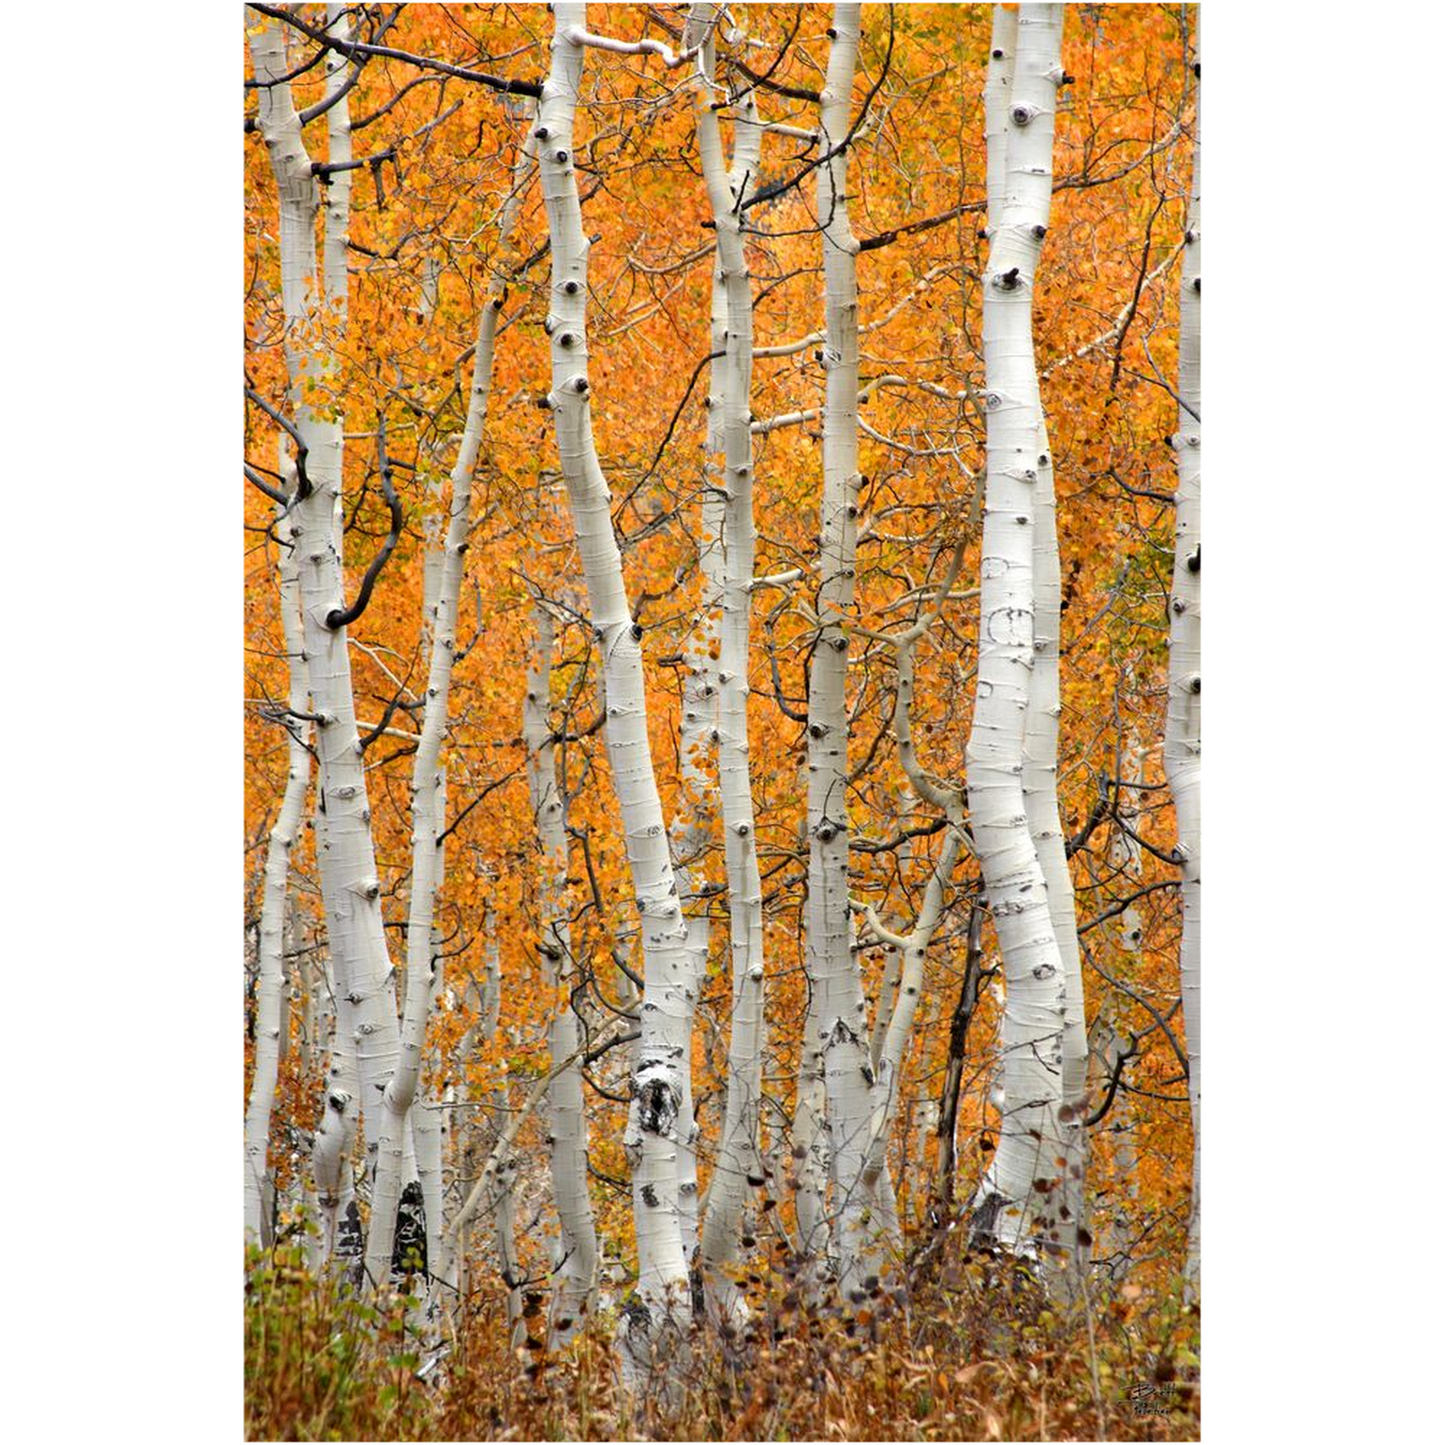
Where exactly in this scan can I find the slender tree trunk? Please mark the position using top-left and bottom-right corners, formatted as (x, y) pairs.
(666, 158), (723, 1269)
(493, 1146), (526, 1350)
(365, 113), (535, 1289)
(525, 606), (600, 1346)
(538, 3), (692, 1365)
(412, 762), (446, 1290)
(1025, 426), (1089, 1280)
(321, 5), (352, 321)
(797, 0), (886, 1305)
(312, 947), (361, 1274)
(856, 826), (963, 1252)
(1087, 733), (1143, 1274)
(935, 903), (985, 1212)
(792, 1015), (832, 1272)
(245, 460), (313, 1248)
(855, 552), (972, 1249)
(248, 16), (402, 1190)
(965, 3), (1069, 1257)
(1165, 16), (1202, 1294)
(686, 4), (770, 1329)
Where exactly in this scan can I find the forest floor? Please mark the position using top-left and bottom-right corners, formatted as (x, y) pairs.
(244, 1238), (1200, 1441)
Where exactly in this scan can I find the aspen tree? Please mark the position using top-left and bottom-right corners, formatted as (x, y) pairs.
(247, 9), (401, 1185)
(1166, 17), (1202, 1293)
(850, 549), (972, 1253)
(244, 449), (312, 1248)
(667, 217), (722, 1269)
(409, 224), (447, 1287)
(537, 1), (692, 1363)
(1008, 0), (1088, 1251)
(965, 3), (1069, 1256)
(1086, 753), (1143, 1277)
(525, 606), (599, 1346)
(798, 1), (888, 1302)
(668, 578), (715, 1270)
(437, 911), (502, 1300)
(1024, 414), (1088, 1271)
(684, 3), (771, 1328)
(365, 116), (535, 1288)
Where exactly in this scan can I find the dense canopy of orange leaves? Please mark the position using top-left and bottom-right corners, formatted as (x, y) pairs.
(245, 0), (1194, 1371)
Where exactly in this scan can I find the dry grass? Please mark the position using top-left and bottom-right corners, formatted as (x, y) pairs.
(245, 1239), (1199, 1441)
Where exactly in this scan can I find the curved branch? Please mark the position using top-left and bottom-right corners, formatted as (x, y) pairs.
(1084, 1033), (1138, 1127)
(244, 463), (288, 507)
(244, 385), (310, 500)
(325, 415), (403, 630)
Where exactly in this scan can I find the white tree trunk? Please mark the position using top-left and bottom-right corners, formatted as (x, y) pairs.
(311, 947), (362, 1274)
(686, 4), (770, 1329)
(322, 5), (353, 317)
(800, 2), (884, 1304)
(852, 553), (971, 1261)
(1024, 417), (1089, 1275)
(412, 760), (447, 1288)
(538, 3), (692, 1360)
(792, 1015), (832, 1271)
(365, 111), (535, 1289)
(492, 1145), (526, 1351)
(245, 453), (312, 1248)
(525, 605), (600, 1346)
(666, 138), (723, 1264)
(966, 3), (1069, 1257)
(855, 827), (964, 1242)
(1082, 733), (1143, 1276)
(1166, 18), (1202, 1294)
(248, 16), (402, 1193)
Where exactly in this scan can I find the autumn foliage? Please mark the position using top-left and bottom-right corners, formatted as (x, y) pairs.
(245, 4), (1199, 1437)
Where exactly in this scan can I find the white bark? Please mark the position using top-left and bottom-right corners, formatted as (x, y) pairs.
(312, 948), (361, 1273)
(494, 1146), (526, 1350)
(966, 4), (1069, 1256)
(855, 828), (963, 1238)
(799, 3), (885, 1303)
(525, 606), (599, 1346)
(662, 7), (749, 1262)
(248, 13), (402, 1184)
(1024, 423), (1089, 1274)
(537, 3), (692, 1358)
(322, 6), (353, 318)
(245, 451), (312, 1248)
(667, 390), (720, 1268)
(851, 550), (971, 1259)
(792, 1012), (832, 1270)
(685, 4), (770, 1329)
(365, 113), (535, 1289)
(1166, 19), (1202, 1293)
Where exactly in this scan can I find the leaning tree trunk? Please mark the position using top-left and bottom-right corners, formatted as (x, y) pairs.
(537, 3), (692, 1370)
(854, 546), (974, 1247)
(1165, 16), (1202, 1295)
(965, 3), (1069, 1257)
(365, 112), (535, 1289)
(244, 449), (313, 1249)
(248, 15), (401, 1189)
(525, 605), (599, 1347)
(686, 3), (771, 1331)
